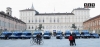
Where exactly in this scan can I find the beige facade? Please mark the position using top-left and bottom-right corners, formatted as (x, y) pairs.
(0, 7), (26, 32)
(20, 5), (90, 33)
(83, 15), (100, 34)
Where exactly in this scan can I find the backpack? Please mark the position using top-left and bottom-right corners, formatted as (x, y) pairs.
(69, 36), (73, 40)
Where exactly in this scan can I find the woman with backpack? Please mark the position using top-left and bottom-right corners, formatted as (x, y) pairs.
(68, 34), (74, 46)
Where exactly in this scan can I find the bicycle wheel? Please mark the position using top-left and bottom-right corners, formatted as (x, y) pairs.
(40, 40), (44, 45)
(30, 39), (37, 45)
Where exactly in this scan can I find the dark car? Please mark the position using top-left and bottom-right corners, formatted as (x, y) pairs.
(64, 30), (71, 39)
(0, 31), (12, 39)
(21, 31), (32, 39)
(90, 33), (99, 38)
(81, 30), (90, 38)
(32, 31), (42, 38)
(56, 30), (63, 39)
(72, 30), (80, 38)
(9, 31), (22, 39)
(43, 31), (51, 39)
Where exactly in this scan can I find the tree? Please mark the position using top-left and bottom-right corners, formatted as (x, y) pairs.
(71, 23), (77, 30)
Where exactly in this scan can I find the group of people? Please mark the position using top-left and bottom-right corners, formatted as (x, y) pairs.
(33, 33), (76, 46)
(68, 34), (76, 46)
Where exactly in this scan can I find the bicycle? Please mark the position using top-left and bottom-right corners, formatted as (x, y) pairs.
(30, 38), (44, 45)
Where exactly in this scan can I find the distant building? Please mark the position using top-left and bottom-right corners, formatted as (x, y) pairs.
(0, 7), (26, 31)
(83, 15), (100, 34)
(20, 4), (90, 33)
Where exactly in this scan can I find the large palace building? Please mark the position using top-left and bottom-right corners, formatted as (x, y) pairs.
(83, 15), (100, 34)
(0, 7), (26, 32)
(20, 5), (90, 32)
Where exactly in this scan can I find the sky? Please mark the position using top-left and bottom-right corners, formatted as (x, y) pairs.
(0, 0), (100, 19)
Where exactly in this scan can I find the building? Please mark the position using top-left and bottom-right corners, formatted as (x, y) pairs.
(0, 7), (26, 32)
(83, 15), (100, 34)
(20, 5), (90, 33)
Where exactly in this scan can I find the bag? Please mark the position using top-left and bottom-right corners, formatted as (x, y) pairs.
(69, 36), (73, 40)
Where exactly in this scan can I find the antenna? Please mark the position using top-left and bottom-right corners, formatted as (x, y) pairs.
(54, 6), (55, 13)
(53, 6), (55, 15)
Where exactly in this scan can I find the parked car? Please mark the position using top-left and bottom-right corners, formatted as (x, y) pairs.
(0, 31), (12, 39)
(43, 31), (51, 39)
(56, 30), (63, 39)
(81, 30), (90, 38)
(21, 31), (32, 39)
(9, 31), (22, 39)
(32, 30), (42, 38)
(72, 30), (80, 38)
(64, 30), (71, 39)
(90, 33), (99, 38)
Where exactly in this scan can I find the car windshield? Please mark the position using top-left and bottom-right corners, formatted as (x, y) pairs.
(22, 33), (31, 35)
(84, 32), (89, 34)
(65, 33), (70, 35)
(33, 33), (39, 35)
(56, 33), (61, 35)
(44, 33), (50, 35)
(93, 33), (98, 35)
(76, 33), (79, 34)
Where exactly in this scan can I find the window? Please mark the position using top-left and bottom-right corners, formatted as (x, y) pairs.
(46, 26), (48, 29)
(29, 26), (30, 29)
(35, 19), (37, 23)
(50, 19), (52, 22)
(32, 20), (33, 23)
(32, 26), (33, 29)
(29, 20), (30, 23)
(39, 20), (41, 22)
(0, 20), (1, 26)
(65, 26), (67, 28)
(2, 21), (4, 27)
(57, 19), (59, 23)
(54, 19), (55, 23)
(53, 26), (56, 29)
(43, 19), (44, 22)
(57, 26), (59, 29)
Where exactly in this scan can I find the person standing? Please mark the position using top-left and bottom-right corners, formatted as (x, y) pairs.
(68, 34), (73, 46)
(72, 33), (76, 46)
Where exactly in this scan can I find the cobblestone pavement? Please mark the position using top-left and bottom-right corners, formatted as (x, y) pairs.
(0, 37), (100, 47)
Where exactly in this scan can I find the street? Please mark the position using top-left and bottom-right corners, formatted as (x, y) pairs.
(0, 37), (100, 47)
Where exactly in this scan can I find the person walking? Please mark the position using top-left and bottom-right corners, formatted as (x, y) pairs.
(36, 34), (42, 45)
(68, 34), (74, 46)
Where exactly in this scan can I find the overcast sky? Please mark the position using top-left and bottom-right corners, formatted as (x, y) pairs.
(0, 0), (100, 19)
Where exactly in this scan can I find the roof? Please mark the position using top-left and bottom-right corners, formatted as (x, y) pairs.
(0, 12), (26, 24)
(74, 8), (90, 10)
(20, 9), (35, 11)
(71, 8), (90, 13)
(83, 15), (100, 23)
(36, 13), (74, 15)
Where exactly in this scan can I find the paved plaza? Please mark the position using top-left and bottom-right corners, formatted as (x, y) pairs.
(0, 37), (100, 47)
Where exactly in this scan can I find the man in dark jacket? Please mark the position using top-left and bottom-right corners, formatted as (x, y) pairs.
(36, 34), (42, 45)
(72, 33), (76, 46)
